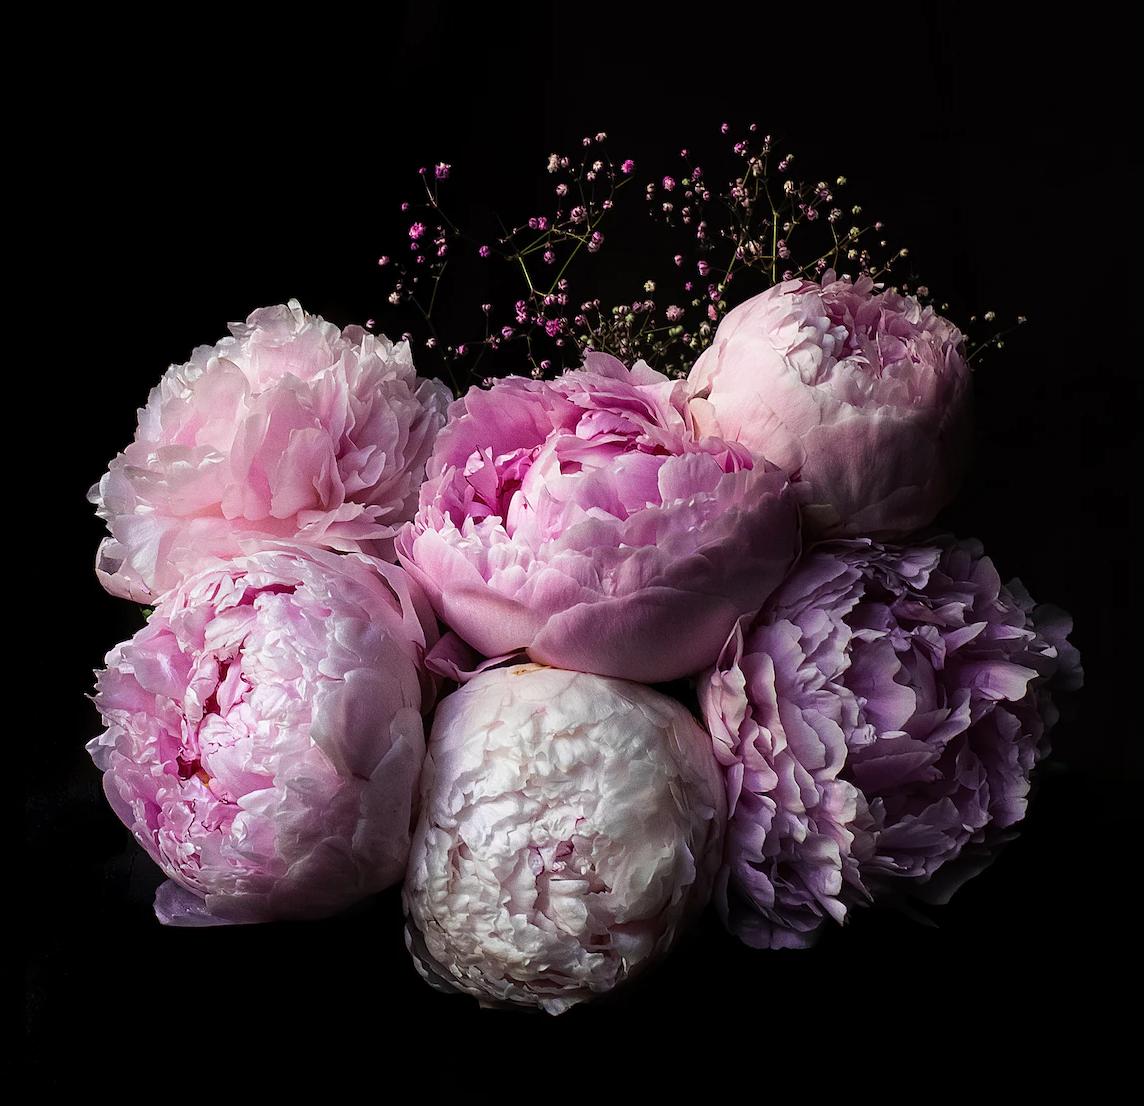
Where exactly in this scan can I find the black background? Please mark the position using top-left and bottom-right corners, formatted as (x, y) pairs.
(28, 4), (1130, 1088)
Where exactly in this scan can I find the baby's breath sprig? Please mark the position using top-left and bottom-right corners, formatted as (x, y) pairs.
(374, 124), (980, 390)
(882, 283), (1026, 367)
(964, 311), (1028, 364)
(618, 125), (911, 376)
(379, 134), (637, 390)
(377, 160), (465, 391)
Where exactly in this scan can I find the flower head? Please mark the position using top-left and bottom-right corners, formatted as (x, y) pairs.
(688, 273), (972, 538)
(403, 664), (725, 1013)
(396, 355), (800, 683)
(88, 545), (440, 926)
(90, 300), (450, 602)
(697, 536), (1081, 949)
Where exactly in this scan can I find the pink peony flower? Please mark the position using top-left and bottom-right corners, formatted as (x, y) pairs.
(396, 354), (800, 684)
(697, 536), (1081, 949)
(403, 663), (726, 1014)
(87, 545), (439, 926)
(687, 273), (972, 538)
(89, 300), (451, 603)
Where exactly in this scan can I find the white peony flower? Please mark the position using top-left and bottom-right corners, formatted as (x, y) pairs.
(403, 664), (725, 1014)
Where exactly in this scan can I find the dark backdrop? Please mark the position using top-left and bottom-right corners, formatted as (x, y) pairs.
(29, 4), (1129, 1087)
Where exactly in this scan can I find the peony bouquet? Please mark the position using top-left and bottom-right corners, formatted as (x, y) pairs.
(85, 125), (1080, 1014)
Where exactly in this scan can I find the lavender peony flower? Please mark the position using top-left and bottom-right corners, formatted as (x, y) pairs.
(687, 273), (972, 538)
(396, 354), (800, 684)
(697, 537), (1081, 949)
(90, 300), (451, 603)
(87, 545), (439, 926)
(403, 664), (726, 1014)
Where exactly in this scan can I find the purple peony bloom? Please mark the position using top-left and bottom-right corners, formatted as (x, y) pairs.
(396, 354), (800, 684)
(697, 536), (1081, 949)
(687, 273), (972, 539)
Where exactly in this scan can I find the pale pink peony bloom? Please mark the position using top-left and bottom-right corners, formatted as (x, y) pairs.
(90, 300), (451, 603)
(687, 273), (972, 539)
(87, 545), (439, 926)
(403, 664), (726, 1014)
(396, 354), (800, 684)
